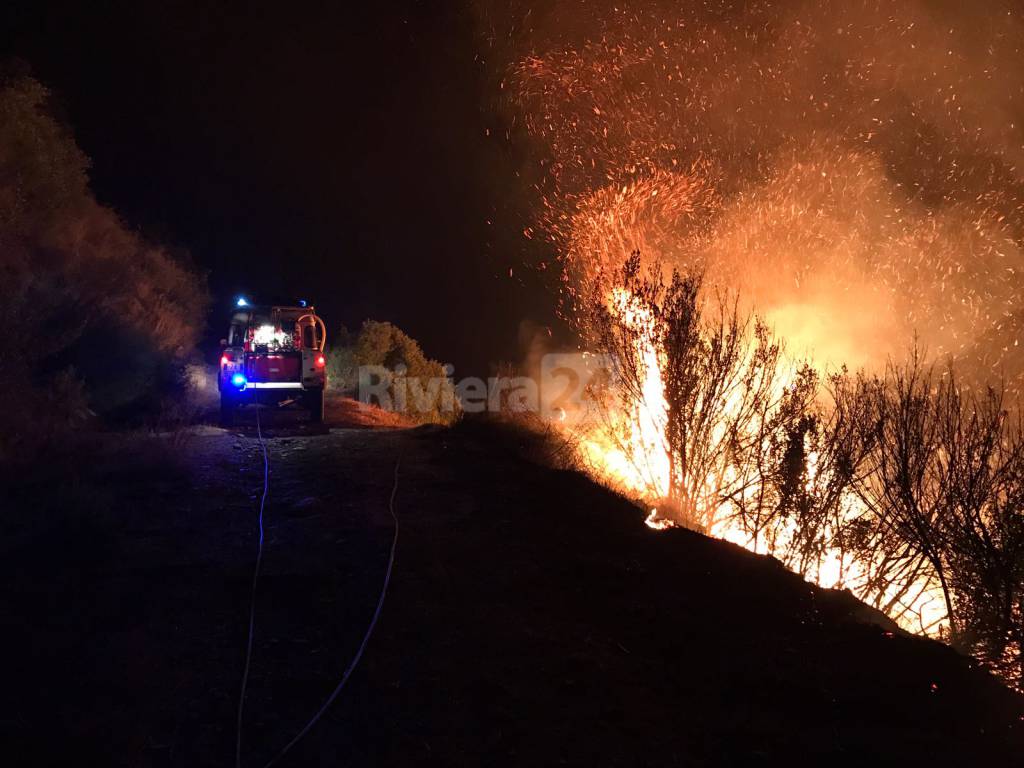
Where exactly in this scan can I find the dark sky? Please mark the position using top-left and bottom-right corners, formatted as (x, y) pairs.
(0, 0), (563, 374)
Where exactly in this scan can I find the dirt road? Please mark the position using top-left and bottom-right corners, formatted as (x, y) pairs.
(4, 401), (1023, 766)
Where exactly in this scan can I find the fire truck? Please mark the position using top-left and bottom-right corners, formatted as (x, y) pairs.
(218, 299), (327, 426)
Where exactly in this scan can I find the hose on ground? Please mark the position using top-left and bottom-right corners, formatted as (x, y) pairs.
(233, 403), (401, 767)
(236, 403), (269, 768)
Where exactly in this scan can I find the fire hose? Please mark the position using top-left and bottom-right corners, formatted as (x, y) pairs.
(234, 405), (401, 767)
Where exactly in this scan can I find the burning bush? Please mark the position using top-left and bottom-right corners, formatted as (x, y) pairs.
(0, 71), (207, 460)
(579, 252), (1024, 687)
(586, 253), (805, 533)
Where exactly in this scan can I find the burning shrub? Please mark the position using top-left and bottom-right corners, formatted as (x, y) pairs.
(587, 253), (806, 533)
(583, 256), (1024, 685)
(0, 71), (207, 460)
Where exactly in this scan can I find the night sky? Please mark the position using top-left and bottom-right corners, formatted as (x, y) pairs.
(0, 0), (562, 374)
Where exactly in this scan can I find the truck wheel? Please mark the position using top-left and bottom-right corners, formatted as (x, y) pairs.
(220, 394), (236, 427)
(306, 388), (325, 423)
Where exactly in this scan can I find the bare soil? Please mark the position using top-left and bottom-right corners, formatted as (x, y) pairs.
(3, 396), (1022, 766)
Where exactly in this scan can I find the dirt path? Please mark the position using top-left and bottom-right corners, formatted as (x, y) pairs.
(4, 404), (1023, 766)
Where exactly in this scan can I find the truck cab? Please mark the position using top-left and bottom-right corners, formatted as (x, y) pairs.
(218, 302), (327, 425)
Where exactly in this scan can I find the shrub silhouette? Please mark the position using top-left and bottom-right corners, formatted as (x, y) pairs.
(0, 71), (207, 459)
(329, 320), (457, 424)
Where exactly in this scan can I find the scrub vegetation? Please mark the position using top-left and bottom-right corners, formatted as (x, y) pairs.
(0, 69), (207, 462)
(327, 320), (458, 425)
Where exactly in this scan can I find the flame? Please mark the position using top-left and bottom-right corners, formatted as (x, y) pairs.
(575, 291), (948, 635)
(644, 508), (675, 530)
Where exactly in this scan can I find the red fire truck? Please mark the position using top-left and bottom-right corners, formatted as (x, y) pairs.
(218, 300), (327, 425)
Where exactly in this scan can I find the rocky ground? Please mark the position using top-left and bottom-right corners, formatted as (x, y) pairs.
(3, 397), (1023, 766)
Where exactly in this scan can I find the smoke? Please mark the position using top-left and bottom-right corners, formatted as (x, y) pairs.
(477, 0), (1024, 381)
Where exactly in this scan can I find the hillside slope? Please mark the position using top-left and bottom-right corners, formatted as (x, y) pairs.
(4, 409), (1022, 766)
